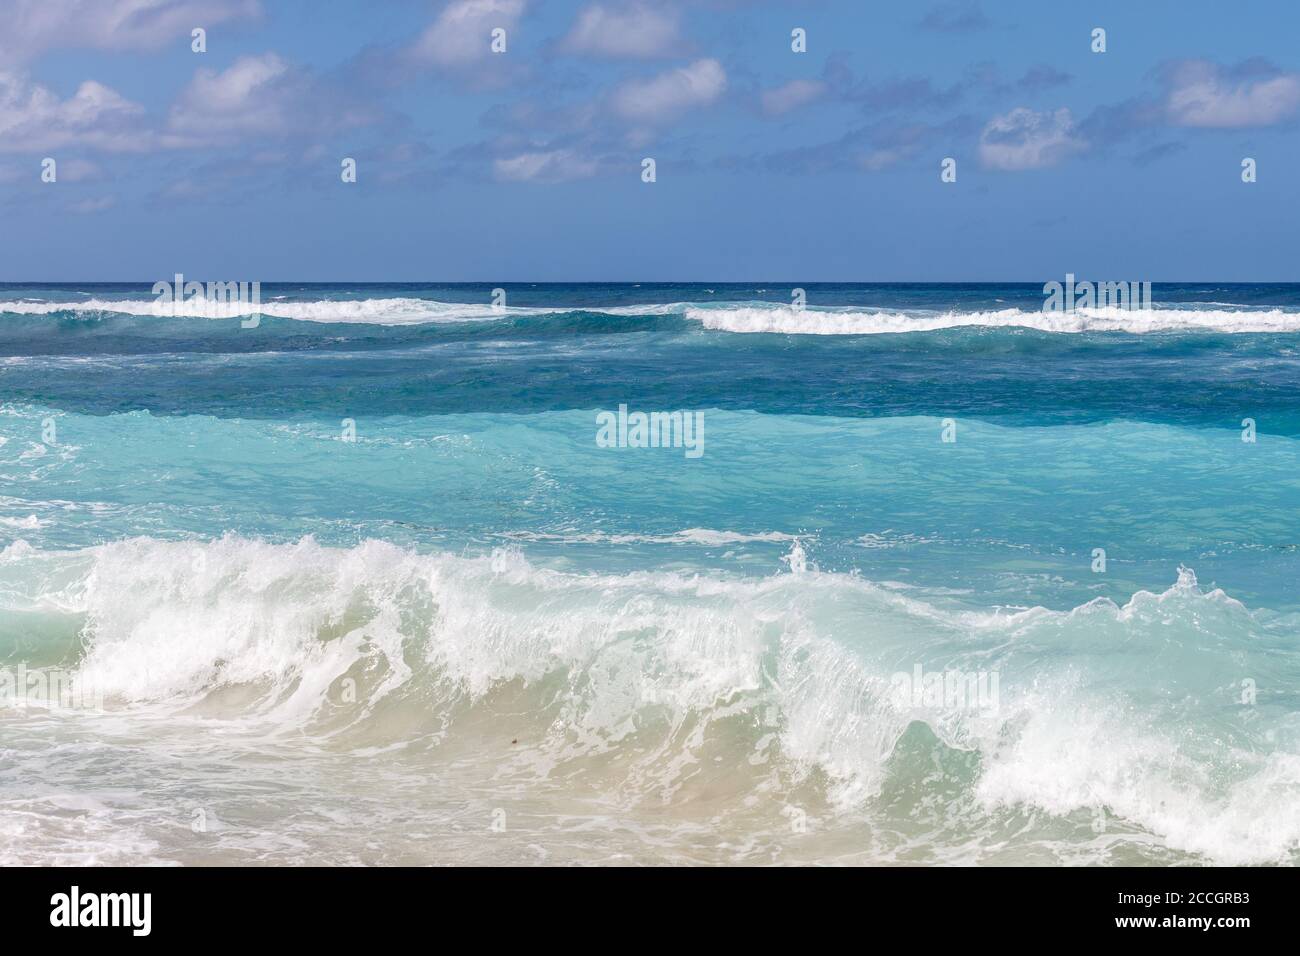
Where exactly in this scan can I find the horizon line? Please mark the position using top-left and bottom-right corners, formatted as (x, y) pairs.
(3, 279), (1299, 286)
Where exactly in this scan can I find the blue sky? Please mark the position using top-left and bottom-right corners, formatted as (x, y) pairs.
(1, 0), (1298, 280)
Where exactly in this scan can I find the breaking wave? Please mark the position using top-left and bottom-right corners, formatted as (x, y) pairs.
(0, 297), (565, 325)
(683, 304), (1300, 335)
(5, 296), (1300, 334)
(2, 535), (1296, 864)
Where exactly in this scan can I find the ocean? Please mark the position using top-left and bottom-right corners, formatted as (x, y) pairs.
(1, 282), (1298, 865)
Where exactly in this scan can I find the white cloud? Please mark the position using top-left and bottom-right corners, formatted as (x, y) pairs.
(168, 53), (380, 141)
(559, 3), (681, 59)
(475, 56), (726, 181)
(1164, 60), (1300, 128)
(69, 196), (117, 213)
(0, 71), (148, 152)
(861, 148), (907, 171)
(59, 159), (103, 181)
(169, 52), (292, 135)
(612, 58), (726, 121)
(0, 50), (378, 157)
(493, 148), (599, 182)
(412, 0), (527, 69)
(978, 106), (1085, 170)
(0, 0), (260, 64)
(761, 79), (825, 116)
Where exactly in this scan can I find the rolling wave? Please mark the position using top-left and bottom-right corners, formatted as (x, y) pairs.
(4, 296), (1300, 334)
(0, 297), (564, 325)
(2, 534), (1295, 864)
(684, 304), (1300, 334)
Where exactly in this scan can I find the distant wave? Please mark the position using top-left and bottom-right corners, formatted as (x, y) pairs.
(0, 297), (565, 325)
(683, 303), (1300, 334)
(5, 296), (1300, 334)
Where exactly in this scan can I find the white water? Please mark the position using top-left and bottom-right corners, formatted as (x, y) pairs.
(1, 535), (1296, 865)
(5, 296), (1300, 333)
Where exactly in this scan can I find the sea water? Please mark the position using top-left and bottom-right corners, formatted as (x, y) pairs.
(1, 282), (1297, 865)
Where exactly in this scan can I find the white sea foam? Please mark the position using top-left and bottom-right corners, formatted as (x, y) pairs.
(0, 297), (565, 325)
(684, 303), (1300, 334)
(0, 515), (45, 530)
(0, 535), (1294, 863)
(5, 296), (1300, 333)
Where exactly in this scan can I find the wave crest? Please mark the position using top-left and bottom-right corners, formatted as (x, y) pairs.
(5, 296), (1300, 333)
(1, 534), (1295, 863)
(684, 304), (1300, 335)
(0, 297), (562, 325)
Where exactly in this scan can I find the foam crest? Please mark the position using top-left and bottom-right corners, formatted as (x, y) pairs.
(0, 297), (563, 325)
(684, 304), (1300, 334)
(6, 296), (1300, 333)
(0, 535), (1294, 862)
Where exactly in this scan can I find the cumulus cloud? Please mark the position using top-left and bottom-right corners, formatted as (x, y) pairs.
(978, 106), (1085, 170)
(493, 148), (599, 182)
(460, 53), (728, 183)
(1163, 59), (1300, 128)
(0, 71), (148, 152)
(612, 58), (726, 121)
(1, 49), (382, 162)
(411, 0), (526, 69)
(761, 79), (826, 116)
(168, 53), (382, 141)
(0, 0), (260, 64)
(169, 53), (294, 135)
(559, 3), (681, 59)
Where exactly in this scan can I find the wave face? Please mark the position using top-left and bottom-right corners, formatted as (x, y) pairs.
(683, 303), (1300, 335)
(2, 536), (1297, 866)
(3, 281), (1300, 866)
(0, 296), (565, 324)
(7, 286), (1300, 334)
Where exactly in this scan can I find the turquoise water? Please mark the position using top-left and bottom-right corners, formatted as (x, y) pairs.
(1, 283), (1298, 865)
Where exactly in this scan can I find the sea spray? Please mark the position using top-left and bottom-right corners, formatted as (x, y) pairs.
(1, 535), (1295, 864)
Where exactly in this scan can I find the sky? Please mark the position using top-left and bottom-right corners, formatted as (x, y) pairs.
(1, 0), (1299, 281)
